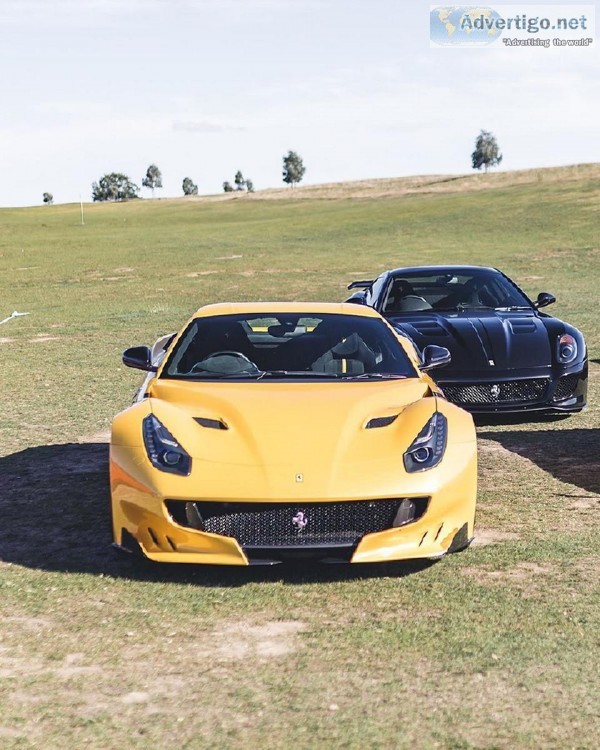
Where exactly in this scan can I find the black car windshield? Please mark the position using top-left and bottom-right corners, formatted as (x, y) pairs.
(162, 313), (417, 381)
(381, 269), (532, 313)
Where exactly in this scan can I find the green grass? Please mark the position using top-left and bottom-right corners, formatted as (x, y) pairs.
(0, 166), (599, 748)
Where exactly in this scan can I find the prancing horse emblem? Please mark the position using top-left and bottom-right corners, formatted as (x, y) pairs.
(490, 384), (501, 399)
(292, 511), (308, 530)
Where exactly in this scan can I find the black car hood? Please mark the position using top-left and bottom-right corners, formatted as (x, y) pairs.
(388, 310), (552, 374)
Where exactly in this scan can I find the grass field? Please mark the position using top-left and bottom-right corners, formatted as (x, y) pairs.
(0, 164), (599, 749)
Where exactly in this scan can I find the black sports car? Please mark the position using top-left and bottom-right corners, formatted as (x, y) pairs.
(346, 265), (587, 414)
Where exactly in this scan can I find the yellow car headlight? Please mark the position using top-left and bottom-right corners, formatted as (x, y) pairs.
(142, 414), (191, 476)
(403, 412), (447, 472)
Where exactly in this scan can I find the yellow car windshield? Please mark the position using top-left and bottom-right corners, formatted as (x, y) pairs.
(162, 313), (417, 381)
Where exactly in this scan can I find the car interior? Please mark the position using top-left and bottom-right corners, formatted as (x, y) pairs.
(164, 314), (414, 378)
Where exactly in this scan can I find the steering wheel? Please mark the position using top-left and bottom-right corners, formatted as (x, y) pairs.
(191, 351), (260, 374)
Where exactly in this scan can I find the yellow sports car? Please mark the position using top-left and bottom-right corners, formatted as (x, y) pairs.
(111, 303), (477, 565)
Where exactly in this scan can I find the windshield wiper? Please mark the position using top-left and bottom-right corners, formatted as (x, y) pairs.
(340, 373), (408, 381)
(495, 305), (532, 311)
(256, 370), (341, 380)
(433, 304), (493, 312)
(185, 370), (264, 380)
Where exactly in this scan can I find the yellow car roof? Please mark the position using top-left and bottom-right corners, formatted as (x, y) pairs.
(192, 302), (381, 319)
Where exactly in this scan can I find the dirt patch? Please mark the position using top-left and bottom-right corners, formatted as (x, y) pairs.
(121, 691), (150, 704)
(574, 556), (600, 584)
(186, 270), (219, 277)
(0, 647), (100, 681)
(0, 337), (14, 344)
(29, 335), (60, 343)
(463, 561), (553, 584)
(216, 254), (243, 260)
(472, 529), (520, 547)
(0, 652), (47, 679)
(54, 653), (102, 679)
(0, 727), (23, 738)
(567, 497), (599, 510)
(203, 621), (307, 661)
(477, 439), (519, 457)
(2, 616), (53, 631)
(461, 562), (555, 598)
(79, 430), (110, 443)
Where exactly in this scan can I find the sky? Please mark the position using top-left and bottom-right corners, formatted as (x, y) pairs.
(0, 0), (598, 206)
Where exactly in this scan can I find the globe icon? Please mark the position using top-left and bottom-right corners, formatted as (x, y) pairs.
(430, 6), (504, 46)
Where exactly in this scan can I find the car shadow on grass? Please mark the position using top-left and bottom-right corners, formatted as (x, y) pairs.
(482, 428), (600, 495)
(0, 443), (434, 586)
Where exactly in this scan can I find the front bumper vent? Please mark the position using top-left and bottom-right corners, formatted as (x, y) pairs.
(441, 378), (549, 405)
(552, 374), (580, 402)
(166, 498), (429, 548)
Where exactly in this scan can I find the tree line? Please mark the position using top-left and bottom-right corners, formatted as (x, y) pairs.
(42, 133), (502, 203)
(85, 150), (307, 203)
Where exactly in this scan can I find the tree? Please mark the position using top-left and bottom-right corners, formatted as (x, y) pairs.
(245, 178), (254, 193)
(42, 192), (53, 205)
(282, 150), (306, 187)
(223, 181), (234, 193)
(142, 164), (162, 197)
(471, 130), (503, 173)
(234, 170), (246, 191)
(92, 173), (140, 202)
(182, 177), (198, 196)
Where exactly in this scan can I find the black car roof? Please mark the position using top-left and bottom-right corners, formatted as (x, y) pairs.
(385, 265), (498, 277)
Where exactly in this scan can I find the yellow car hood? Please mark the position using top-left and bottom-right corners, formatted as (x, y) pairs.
(137, 378), (445, 500)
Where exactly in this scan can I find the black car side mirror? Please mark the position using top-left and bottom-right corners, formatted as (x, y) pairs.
(123, 345), (157, 372)
(345, 291), (367, 305)
(421, 345), (451, 371)
(535, 292), (556, 309)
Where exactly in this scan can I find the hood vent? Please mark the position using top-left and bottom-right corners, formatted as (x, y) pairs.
(507, 319), (536, 334)
(194, 417), (229, 430)
(366, 414), (398, 429)
(407, 320), (447, 337)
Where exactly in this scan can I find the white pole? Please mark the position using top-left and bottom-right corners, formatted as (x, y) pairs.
(80, 194), (85, 225)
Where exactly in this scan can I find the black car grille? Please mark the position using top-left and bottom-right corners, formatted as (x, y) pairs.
(441, 378), (549, 405)
(552, 374), (580, 402)
(166, 498), (428, 548)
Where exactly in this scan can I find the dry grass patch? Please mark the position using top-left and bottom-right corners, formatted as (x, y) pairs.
(205, 620), (307, 660)
(472, 529), (521, 547)
(461, 561), (555, 599)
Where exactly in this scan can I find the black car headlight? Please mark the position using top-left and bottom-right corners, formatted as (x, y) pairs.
(142, 414), (191, 475)
(403, 412), (447, 472)
(557, 334), (577, 364)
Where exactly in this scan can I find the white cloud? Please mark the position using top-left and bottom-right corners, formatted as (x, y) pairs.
(172, 120), (246, 133)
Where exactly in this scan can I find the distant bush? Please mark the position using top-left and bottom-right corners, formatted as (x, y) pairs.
(42, 192), (53, 205)
(223, 181), (234, 193)
(182, 177), (198, 196)
(92, 173), (140, 202)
